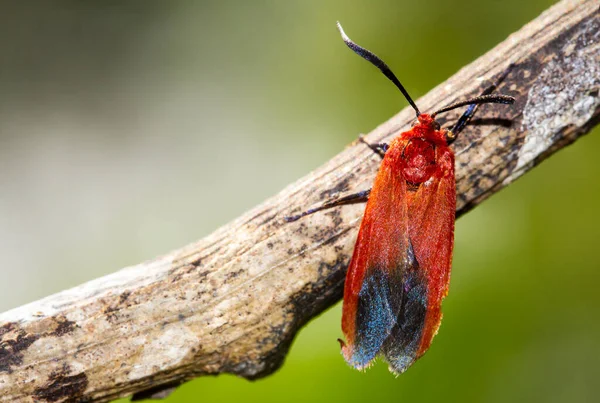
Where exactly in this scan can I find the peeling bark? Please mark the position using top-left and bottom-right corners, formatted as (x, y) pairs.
(0, 0), (598, 402)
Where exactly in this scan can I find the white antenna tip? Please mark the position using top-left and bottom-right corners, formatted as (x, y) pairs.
(336, 21), (349, 41)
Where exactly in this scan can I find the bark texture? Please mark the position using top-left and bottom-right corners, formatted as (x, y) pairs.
(0, 0), (598, 401)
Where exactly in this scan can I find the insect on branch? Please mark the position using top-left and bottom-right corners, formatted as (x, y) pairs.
(0, 0), (598, 401)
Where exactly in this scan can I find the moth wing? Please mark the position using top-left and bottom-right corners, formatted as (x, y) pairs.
(382, 145), (455, 373)
(340, 151), (411, 370)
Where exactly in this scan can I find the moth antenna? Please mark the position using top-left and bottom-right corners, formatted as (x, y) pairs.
(337, 21), (420, 117)
(432, 94), (514, 117)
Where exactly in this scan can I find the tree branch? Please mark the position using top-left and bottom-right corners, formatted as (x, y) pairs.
(1, 0), (599, 401)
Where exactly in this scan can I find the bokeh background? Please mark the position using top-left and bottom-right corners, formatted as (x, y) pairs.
(1, 1), (598, 402)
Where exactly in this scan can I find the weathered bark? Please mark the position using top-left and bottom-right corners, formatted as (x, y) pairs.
(1, 0), (598, 401)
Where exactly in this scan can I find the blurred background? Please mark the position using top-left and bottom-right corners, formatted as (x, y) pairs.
(1, 1), (598, 402)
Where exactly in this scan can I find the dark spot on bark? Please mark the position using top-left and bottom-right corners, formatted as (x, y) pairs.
(119, 291), (131, 304)
(292, 222), (308, 237)
(267, 242), (274, 249)
(328, 209), (343, 228)
(198, 269), (210, 282)
(51, 317), (76, 337)
(298, 244), (307, 256)
(0, 323), (40, 373)
(319, 175), (353, 200)
(310, 221), (354, 247)
(310, 225), (333, 245)
(169, 265), (189, 283)
(225, 269), (244, 281)
(33, 364), (88, 402)
(178, 314), (186, 322)
(467, 169), (485, 185)
(104, 291), (137, 322)
(104, 305), (119, 323)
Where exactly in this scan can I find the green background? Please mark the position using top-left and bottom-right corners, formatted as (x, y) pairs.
(0, 1), (598, 402)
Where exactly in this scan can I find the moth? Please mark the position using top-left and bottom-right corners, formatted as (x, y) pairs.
(286, 22), (514, 374)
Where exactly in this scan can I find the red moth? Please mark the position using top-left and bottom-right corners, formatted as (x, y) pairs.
(286, 22), (514, 374)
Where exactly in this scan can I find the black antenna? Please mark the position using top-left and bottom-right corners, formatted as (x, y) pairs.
(432, 94), (514, 117)
(337, 22), (421, 117)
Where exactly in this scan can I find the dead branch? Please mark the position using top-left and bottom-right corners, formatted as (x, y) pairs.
(1, 0), (598, 401)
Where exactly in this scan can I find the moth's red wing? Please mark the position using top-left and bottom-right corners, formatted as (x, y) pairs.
(405, 145), (455, 358)
(340, 136), (455, 374)
(382, 144), (455, 372)
(340, 148), (410, 370)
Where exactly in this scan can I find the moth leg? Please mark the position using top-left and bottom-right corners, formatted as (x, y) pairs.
(448, 63), (515, 142)
(359, 135), (388, 159)
(285, 189), (371, 222)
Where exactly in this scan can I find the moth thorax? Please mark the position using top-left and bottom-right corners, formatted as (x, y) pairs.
(401, 138), (437, 184)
